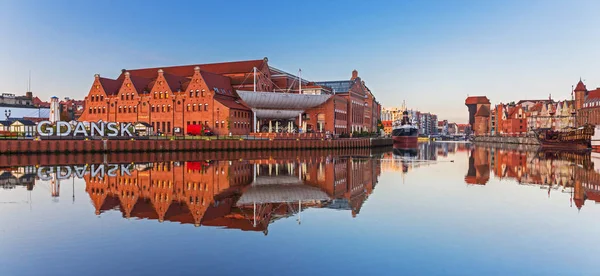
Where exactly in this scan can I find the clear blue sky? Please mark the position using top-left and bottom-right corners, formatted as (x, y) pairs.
(1, 0), (599, 123)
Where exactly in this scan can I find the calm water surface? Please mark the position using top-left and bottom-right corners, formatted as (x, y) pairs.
(1, 143), (600, 276)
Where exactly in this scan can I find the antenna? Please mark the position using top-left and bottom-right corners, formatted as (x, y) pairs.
(28, 70), (31, 92)
(298, 69), (302, 94)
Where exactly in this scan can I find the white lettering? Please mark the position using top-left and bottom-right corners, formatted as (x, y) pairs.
(120, 123), (133, 136)
(90, 164), (104, 179)
(106, 164), (119, 177)
(90, 121), (105, 136)
(56, 166), (72, 180)
(73, 123), (87, 136)
(56, 121), (72, 136)
(37, 121), (53, 136)
(120, 164), (132, 176)
(106, 123), (118, 137)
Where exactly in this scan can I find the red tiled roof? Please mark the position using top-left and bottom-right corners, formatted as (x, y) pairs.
(465, 96), (490, 105)
(529, 102), (543, 112)
(99, 77), (122, 96)
(163, 73), (187, 92)
(121, 59), (267, 79)
(215, 95), (249, 111)
(199, 70), (233, 93)
(128, 75), (154, 95)
(586, 89), (600, 100)
(575, 80), (587, 91)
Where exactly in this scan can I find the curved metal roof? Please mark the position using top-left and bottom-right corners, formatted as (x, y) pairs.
(236, 184), (330, 205)
(237, 91), (331, 110)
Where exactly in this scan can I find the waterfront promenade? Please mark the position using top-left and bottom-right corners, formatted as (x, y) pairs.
(0, 137), (392, 154)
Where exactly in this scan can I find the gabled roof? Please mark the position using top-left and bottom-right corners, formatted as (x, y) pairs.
(163, 73), (187, 92)
(98, 77), (122, 96)
(128, 75), (154, 94)
(465, 96), (490, 105)
(575, 79), (587, 91)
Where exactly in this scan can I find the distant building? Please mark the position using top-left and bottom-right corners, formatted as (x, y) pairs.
(49, 96), (60, 123)
(465, 96), (491, 136)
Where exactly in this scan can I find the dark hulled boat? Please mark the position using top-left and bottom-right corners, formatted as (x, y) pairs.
(535, 124), (594, 150)
(392, 110), (418, 148)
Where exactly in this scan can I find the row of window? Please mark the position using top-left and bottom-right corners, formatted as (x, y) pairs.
(90, 95), (105, 102)
(89, 107), (106, 114)
(187, 104), (209, 112)
(153, 91), (170, 100)
(121, 93), (138, 101)
(119, 106), (138, 113)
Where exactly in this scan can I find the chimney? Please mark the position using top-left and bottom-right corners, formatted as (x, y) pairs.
(194, 66), (200, 73)
(125, 71), (130, 77)
(351, 69), (358, 80)
(25, 92), (32, 99)
(94, 74), (100, 79)
(158, 69), (164, 76)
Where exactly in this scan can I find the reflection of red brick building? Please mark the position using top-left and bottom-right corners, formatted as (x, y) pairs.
(465, 96), (491, 136)
(84, 154), (381, 231)
(465, 147), (490, 185)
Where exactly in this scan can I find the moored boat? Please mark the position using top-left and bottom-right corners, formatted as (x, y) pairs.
(535, 124), (594, 150)
(392, 110), (418, 148)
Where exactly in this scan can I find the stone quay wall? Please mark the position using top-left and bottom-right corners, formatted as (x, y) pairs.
(472, 136), (540, 145)
(0, 138), (392, 155)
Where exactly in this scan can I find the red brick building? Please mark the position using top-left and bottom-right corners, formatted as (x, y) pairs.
(465, 96), (491, 136)
(79, 59), (380, 136)
(492, 104), (528, 134)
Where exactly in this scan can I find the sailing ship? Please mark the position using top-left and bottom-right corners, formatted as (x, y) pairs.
(534, 124), (594, 150)
(392, 109), (418, 148)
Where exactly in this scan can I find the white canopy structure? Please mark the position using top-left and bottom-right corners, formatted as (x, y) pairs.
(236, 176), (330, 205)
(237, 91), (331, 119)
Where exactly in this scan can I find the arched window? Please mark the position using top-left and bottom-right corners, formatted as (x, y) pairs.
(204, 104), (208, 111)
(129, 106), (132, 113)
(119, 106), (122, 113)
(103, 107), (106, 113)
(195, 90), (199, 97)
(121, 94), (124, 100)
(159, 92), (163, 99)
(133, 106), (137, 113)
(100, 95), (104, 101)
(89, 107), (92, 113)
(162, 105), (166, 112)
(187, 104), (191, 111)
(154, 92), (158, 99)
(201, 90), (205, 97)
(215, 121), (219, 128)
(165, 93), (169, 99)
(167, 105), (171, 112)
(151, 105), (155, 112)
(193, 104), (196, 111)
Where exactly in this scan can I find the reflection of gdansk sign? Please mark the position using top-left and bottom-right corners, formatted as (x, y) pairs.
(37, 121), (133, 136)
(37, 164), (132, 180)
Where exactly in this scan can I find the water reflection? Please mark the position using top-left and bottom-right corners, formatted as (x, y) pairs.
(0, 153), (383, 232)
(466, 144), (600, 210)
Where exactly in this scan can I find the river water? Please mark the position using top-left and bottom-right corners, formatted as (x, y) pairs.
(1, 143), (600, 276)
